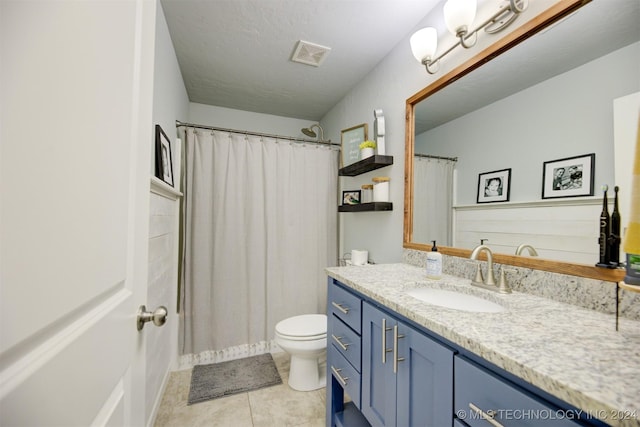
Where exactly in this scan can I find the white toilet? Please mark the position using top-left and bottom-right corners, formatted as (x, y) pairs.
(275, 314), (327, 391)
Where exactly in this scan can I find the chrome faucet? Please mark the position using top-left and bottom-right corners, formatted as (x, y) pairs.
(470, 245), (497, 286)
(516, 244), (538, 256)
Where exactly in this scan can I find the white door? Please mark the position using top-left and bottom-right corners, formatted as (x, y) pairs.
(1, 1), (156, 425)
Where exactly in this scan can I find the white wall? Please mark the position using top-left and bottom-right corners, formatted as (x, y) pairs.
(320, 21), (428, 264)
(188, 102), (316, 138)
(417, 42), (639, 204)
(147, 2), (189, 424)
(146, 188), (181, 423)
(153, 3), (190, 143)
(321, 0), (564, 263)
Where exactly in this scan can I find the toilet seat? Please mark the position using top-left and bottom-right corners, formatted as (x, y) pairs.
(275, 314), (327, 341)
(276, 332), (326, 341)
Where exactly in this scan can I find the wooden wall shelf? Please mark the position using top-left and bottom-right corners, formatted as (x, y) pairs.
(339, 202), (393, 212)
(339, 155), (393, 177)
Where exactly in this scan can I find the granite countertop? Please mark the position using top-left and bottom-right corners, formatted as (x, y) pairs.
(326, 263), (640, 427)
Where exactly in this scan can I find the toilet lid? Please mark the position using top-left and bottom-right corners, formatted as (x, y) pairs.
(275, 314), (327, 338)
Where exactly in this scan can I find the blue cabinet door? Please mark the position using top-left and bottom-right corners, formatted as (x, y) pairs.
(363, 302), (454, 427)
(362, 303), (397, 427)
(396, 324), (454, 427)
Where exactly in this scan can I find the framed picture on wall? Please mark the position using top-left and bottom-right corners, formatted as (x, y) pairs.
(155, 124), (174, 187)
(342, 190), (361, 205)
(341, 123), (368, 167)
(477, 168), (511, 203)
(542, 153), (594, 199)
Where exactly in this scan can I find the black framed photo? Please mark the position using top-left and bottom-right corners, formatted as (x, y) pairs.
(342, 190), (361, 205)
(542, 153), (594, 199)
(477, 168), (511, 203)
(155, 125), (174, 186)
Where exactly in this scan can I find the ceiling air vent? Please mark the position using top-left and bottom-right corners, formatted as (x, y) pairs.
(291, 40), (331, 67)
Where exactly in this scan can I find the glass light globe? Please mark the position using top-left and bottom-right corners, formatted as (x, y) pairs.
(443, 0), (477, 36)
(410, 27), (437, 63)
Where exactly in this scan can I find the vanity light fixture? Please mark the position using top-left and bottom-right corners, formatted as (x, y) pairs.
(410, 0), (528, 74)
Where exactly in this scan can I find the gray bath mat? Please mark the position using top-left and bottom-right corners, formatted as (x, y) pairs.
(188, 353), (282, 405)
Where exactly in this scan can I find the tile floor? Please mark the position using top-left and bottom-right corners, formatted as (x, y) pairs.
(154, 352), (326, 427)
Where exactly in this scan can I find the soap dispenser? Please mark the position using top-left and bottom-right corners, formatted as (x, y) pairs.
(426, 240), (443, 279)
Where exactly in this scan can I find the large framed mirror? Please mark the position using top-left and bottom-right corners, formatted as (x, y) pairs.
(404, 0), (639, 282)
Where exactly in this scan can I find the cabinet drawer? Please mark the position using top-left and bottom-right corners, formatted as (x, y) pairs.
(329, 280), (362, 334)
(455, 357), (580, 426)
(329, 347), (361, 410)
(330, 315), (361, 371)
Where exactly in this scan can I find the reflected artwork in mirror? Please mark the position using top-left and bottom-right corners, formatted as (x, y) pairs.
(404, 0), (639, 282)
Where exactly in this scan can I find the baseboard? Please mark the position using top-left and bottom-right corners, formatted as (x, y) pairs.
(146, 367), (172, 427)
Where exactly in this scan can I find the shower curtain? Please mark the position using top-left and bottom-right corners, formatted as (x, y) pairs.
(413, 157), (455, 246)
(180, 127), (338, 359)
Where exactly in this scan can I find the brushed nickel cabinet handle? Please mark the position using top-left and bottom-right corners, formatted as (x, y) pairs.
(331, 301), (350, 315)
(331, 334), (350, 351)
(469, 402), (503, 427)
(331, 366), (349, 386)
(381, 318), (392, 363)
(393, 325), (405, 374)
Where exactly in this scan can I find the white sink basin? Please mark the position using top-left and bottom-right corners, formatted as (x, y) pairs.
(406, 288), (506, 313)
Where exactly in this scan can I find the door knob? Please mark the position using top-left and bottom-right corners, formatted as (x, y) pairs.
(137, 305), (168, 331)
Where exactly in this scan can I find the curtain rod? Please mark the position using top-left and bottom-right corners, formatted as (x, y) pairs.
(176, 120), (340, 148)
(415, 153), (458, 162)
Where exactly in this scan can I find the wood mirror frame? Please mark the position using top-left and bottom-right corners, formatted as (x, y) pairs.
(403, 0), (624, 283)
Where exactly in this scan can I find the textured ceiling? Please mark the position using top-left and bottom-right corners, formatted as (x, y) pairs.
(161, 0), (639, 124)
(160, 0), (442, 121)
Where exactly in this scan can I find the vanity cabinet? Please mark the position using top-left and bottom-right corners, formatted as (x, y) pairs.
(362, 302), (453, 427)
(454, 357), (581, 427)
(327, 279), (370, 427)
(326, 277), (592, 427)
